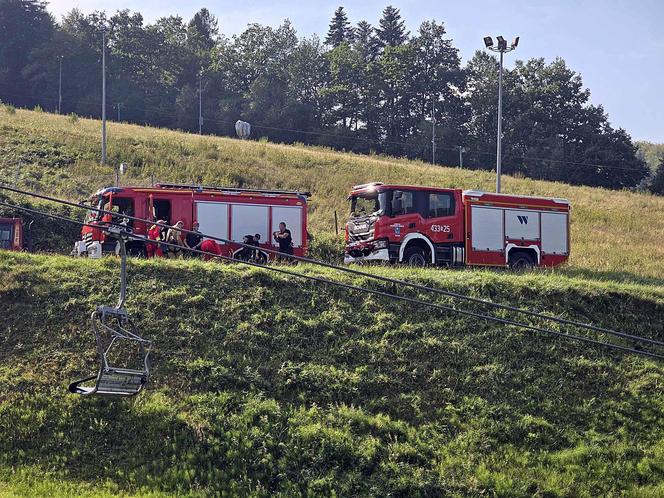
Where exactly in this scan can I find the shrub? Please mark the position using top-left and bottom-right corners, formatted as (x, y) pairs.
(308, 231), (344, 263)
(68, 113), (79, 124)
(3, 103), (16, 115)
(33, 105), (43, 113)
(650, 155), (664, 195)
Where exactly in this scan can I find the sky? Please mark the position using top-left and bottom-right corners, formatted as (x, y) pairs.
(46, 0), (664, 143)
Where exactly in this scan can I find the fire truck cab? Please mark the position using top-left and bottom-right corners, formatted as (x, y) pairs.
(344, 182), (570, 269)
(73, 183), (310, 259)
(0, 217), (23, 251)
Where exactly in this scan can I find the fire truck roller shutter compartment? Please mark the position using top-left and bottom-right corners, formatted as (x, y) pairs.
(471, 206), (504, 251)
(195, 202), (229, 239)
(541, 212), (569, 255)
(505, 209), (540, 240)
(271, 206), (303, 247)
(231, 204), (269, 243)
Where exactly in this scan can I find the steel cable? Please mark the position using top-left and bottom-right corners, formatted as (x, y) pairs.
(1, 182), (661, 349)
(0, 198), (662, 361)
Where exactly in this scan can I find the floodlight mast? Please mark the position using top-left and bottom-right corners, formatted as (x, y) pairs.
(483, 35), (519, 193)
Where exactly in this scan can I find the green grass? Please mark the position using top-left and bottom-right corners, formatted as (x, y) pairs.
(1, 251), (663, 496)
(1, 107), (664, 495)
(0, 108), (663, 284)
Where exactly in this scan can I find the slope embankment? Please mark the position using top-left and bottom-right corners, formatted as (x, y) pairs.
(1, 251), (663, 496)
(0, 108), (663, 283)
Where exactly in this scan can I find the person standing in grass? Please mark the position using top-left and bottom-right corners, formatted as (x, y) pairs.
(147, 220), (166, 258)
(273, 221), (293, 262)
(185, 221), (203, 256)
(166, 220), (186, 258)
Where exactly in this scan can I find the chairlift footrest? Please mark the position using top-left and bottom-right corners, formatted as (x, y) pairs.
(96, 306), (128, 319)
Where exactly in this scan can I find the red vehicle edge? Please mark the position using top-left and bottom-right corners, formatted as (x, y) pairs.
(344, 182), (570, 269)
(0, 217), (23, 251)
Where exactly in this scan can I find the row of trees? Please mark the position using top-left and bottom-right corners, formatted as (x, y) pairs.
(0, 0), (653, 189)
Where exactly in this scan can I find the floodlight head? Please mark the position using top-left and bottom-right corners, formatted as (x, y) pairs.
(511, 36), (519, 48)
(483, 36), (493, 48)
(497, 36), (507, 50)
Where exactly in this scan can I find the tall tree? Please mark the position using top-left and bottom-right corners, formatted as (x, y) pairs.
(187, 8), (218, 53)
(410, 20), (466, 163)
(353, 20), (379, 61)
(325, 6), (353, 47)
(321, 42), (363, 130)
(375, 5), (408, 48)
(0, 0), (54, 106)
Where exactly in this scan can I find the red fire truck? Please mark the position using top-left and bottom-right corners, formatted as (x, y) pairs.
(73, 183), (311, 259)
(344, 182), (570, 269)
(0, 217), (23, 251)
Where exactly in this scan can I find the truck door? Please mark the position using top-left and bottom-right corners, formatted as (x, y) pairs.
(388, 189), (419, 242)
(149, 196), (172, 225)
(419, 190), (463, 245)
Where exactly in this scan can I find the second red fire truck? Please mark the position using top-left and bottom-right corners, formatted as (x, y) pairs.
(345, 182), (570, 269)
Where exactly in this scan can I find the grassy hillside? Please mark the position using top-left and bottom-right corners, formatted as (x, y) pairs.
(1, 108), (663, 284)
(1, 251), (663, 496)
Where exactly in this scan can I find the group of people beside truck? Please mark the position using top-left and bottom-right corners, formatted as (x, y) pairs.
(146, 220), (193, 258)
(144, 218), (294, 262)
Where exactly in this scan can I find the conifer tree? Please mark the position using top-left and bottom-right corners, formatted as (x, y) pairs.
(376, 5), (408, 48)
(325, 7), (353, 47)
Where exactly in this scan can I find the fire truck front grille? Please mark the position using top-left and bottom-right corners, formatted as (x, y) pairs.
(348, 229), (374, 242)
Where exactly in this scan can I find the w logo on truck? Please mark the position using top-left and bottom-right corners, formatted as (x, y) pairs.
(517, 215), (529, 225)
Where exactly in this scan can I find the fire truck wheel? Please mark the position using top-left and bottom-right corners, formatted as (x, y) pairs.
(509, 251), (535, 271)
(403, 246), (429, 267)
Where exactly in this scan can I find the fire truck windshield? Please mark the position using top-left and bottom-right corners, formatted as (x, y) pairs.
(85, 195), (105, 222)
(350, 191), (388, 218)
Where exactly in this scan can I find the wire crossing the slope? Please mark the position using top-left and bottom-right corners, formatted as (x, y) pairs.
(1, 194), (662, 362)
(1, 182), (661, 350)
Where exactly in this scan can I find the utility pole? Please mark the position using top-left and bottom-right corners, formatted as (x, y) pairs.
(483, 35), (519, 193)
(431, 99), (436, 165)
(101, 29), (107, 165)
(58, 56), (63, 114)
(496, 50), (504, 190)
(198, 69), (203, 135)
(458, 146), (465, 169)
(116, 103), (122, 122)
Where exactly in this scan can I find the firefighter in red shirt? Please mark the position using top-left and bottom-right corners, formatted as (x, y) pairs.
(146, 220), (166, 258)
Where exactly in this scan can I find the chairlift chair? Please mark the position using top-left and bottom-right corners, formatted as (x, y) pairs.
(69, 228), (152, 397)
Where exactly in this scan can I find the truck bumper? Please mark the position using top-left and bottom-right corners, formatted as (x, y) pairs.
(72, 240), (102, 258)
(344, 248), (390, 264)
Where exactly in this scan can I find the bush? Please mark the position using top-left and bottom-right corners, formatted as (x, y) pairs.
(3, 104), (16, 115)
(68, 113), (79, 124)
(650, 155), (664, 195)
(308, 231), (344, 263)
(33, 105), (43, 113)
